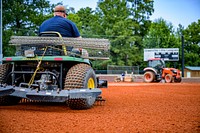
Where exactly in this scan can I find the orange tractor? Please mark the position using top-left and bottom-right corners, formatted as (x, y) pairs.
(143, 58), (182, 83)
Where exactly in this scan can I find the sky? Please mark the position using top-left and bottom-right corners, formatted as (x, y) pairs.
(49, 0), (200, 28)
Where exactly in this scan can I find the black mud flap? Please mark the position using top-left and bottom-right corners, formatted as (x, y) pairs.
(0, 86), (15, 97)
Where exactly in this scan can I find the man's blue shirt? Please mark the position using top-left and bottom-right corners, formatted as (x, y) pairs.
(39, 16), (80, 37)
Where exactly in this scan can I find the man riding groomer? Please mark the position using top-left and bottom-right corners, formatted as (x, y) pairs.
(39, 5), (81, 38)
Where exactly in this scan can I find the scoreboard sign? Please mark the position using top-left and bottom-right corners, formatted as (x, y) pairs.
(144, 48), (179, 61)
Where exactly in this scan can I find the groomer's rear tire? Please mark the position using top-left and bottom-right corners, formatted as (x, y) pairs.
(0, 64), (10, 83)
(64, 63), (97, 110)
(0, 64), (21, 105)
(66, 97), (96, 110)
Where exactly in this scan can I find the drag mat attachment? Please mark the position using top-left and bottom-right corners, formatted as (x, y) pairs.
(19, 98), (105, 107)
(95, 96), (106, 106)
(19, 98), (66, 106)
(0, 86), (15, 97)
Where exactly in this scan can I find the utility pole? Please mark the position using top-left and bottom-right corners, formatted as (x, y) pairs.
(181, 35), (185, 77)
(0, 0), (2, 64)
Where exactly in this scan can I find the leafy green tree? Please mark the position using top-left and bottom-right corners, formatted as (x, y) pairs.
(76, 7), (95, 37)
(97, 0), (139, 66)
(96, 0), (154, 68)
(127, 0), (154, 49)
(3, 0), (53, 34)
(183, 19), (200, 66)
(2, 30), (15, 56)
(143, 18), (179, 48)
(2, 0), (53, 56)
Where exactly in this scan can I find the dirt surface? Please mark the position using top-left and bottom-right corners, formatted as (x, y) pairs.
(0, 82), (200, 133)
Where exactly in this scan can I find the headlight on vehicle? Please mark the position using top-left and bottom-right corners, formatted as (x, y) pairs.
(24, 50), (35, 57)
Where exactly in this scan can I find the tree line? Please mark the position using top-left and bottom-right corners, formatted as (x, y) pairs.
(2, 0), (200, 70)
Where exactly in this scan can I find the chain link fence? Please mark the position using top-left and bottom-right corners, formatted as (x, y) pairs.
(107, 65), (139, 75)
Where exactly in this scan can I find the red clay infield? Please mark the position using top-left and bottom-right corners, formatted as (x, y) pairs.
(0, 82), (200, 133)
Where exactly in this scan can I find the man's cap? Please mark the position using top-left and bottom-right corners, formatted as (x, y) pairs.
(54, 5), (68, 15)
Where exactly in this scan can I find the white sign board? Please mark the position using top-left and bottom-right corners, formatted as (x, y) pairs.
(144, 48), (179, 61)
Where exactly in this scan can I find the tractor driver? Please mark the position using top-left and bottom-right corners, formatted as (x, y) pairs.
(38, 5), (81, 38)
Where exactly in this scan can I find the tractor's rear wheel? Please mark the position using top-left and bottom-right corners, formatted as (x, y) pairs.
(174, 78), (182, 83)
(64, 63), (97, 110)
(0, 64), (22, 105)
(165, 74), (173, 83)
(0, 64), (10, 83)
(144, 71), (155, 83)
